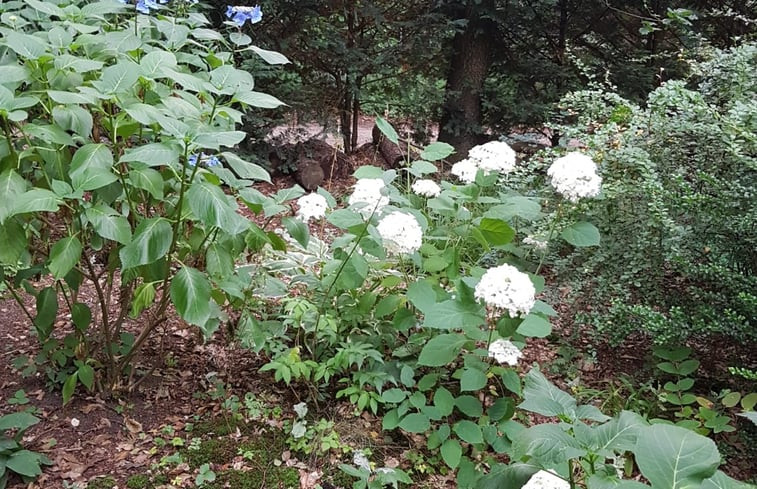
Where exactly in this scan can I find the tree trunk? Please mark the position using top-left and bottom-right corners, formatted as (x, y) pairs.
(438, 2), (497, 161)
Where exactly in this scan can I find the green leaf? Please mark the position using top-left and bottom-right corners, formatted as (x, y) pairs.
(328, 209), (365, 229)
(170, 267), (212, 327)
(635, 424), (720, 489)
(86, 205), (132, 244)
(53, 55), (104, 74)
(128, 167), (164, 200)
(518, 368), (577, 418)
(455, 395), (483, 418)
(0, 412), (40, 431)
(12, 189), (61, 217)
(399, 413), (430, 433)
(433, 387), (455, 416)
(234, 91), (286, 109)
(702, 470), (755, 489)
(476, 463), (540, 489)
(561, 221), (600, 247)
(52, 105), (93, 139)
(71, 302), (92, 333)
(420, 142), (455, 161)
(119, 218), (172, 269)
(423, 299), (484, 330)
(375, 116), (399, 144)
(478, 218), (515, 246)
(6, 450), (43, 477)
(282, 217), (309, 248)
(48, 237), (82, 279)
(33, 287), (58, 341)
(120, 143), (179, 167)
(70, 144), (116, 191)
(516, 314), (552, 338)
(0, 220), (27, 265)
(248, 45), (290, 64)
(77, 364), (95, 391)
(381, 388), (406, 403)
(140, 50), (177, 78)
(3, 32), (48, 60)
(593, 410), (648, 453)
(441, 439), (462, 469)
(512, 423), (585, 465)
(407, 280), (437, 313)
(193, 131), (246, 149)
(460, 367), (488, 392)
(417, 333), (467, 366)
(0, 65), (30, 84)
(220, 152), (270, 182)
(501, 369), (522, 396)
(130, 282), (156, 318)
(486, 197), (542, 221)
(187, 181), (247, 234)
(454, 420), (484, 444)
(92, 61), (141, 95)
(62, 373), (78, 405)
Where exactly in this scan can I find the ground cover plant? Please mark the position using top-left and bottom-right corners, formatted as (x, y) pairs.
(0, 0), (755, 488)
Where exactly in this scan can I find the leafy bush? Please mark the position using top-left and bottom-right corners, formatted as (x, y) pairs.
(550, 43), (757, 345)
(0, 411), (51, 487)
(0, 0), (286, 396)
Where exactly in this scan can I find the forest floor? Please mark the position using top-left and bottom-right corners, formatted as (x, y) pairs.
(0, 140), (755, 489)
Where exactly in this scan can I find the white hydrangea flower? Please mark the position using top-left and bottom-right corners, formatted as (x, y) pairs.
(411, 179), (441, 198)
(353, 450), (371, 472)
(296, 193), (328, 222)
(474, 264), (535, 317)
(376, 211), (423, 255)
(487, 339), (523, 366)
(468, 140), (517, 174)
(523, 236), (548, 250)
(450, 158), (478, 184)
(348, 178), (389, 216)
(547, 152), (602, 202)
(522, 470), (570, 489)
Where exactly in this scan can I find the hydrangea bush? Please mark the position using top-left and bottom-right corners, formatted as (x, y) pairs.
(0, 0), (288, 397)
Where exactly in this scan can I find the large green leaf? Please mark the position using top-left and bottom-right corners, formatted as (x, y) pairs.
(186, 181), (247, 234)
(592, 410), (648, 454)
(248, 45), (290, 64)
(128, 167), (164, 200)
(86, 205), (132, 244)
(11, 189), (61, 217)
(420, 142), (455, 161)
(92, 61), (140, 95)
(0, 412), (40, 431)
(512, 423), (585, 466)
(6, 450), (44, 477)
(140, 50), (177, 78)
(0, 220), (26, 264)
(170, 266), (212, 327)
(375, 116), (399, 144)
(234, 90), (286, 108)
(70, 144), (116, 191)
(701, 471), (755, 489)
(220, 152), (270, 182)
(561, 221), (600, 247)
(48, 236), (82, 279)
(441, 439), (462, 469)
(478, 218), (515, 246)
(635, 424), (720, 489)
(516, 314), (552, 338)
(119, 218), (172, 269)
(423, 299), (484, 330)
(518, 368), (577, 418)
(3, 32), (48, 60)
(398, 413), (430, 433)
(193, 131), (247, 149)
(417, 333), (467, 366)
(120, 143), (179, 167)
(33, 287), (58, 341)
(454, 420), (484, 444)
(476, 463), (540, 489)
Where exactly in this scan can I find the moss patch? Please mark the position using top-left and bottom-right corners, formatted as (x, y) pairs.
(182, 438), (239, 468)
(203, 468), (299, 489)
(125, 474), (168, 489)
(86, 477), (116, 489)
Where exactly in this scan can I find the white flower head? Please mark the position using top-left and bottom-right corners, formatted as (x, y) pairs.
(487, 339), (523, 366)
(474, 264), (535, 317)
(353, 450), (371, 472)
(411, 179), (441, 198)
(547, 152), (602, 202)
(523, 236), (548, 250)
(348, 178), (389, 217)
(450, 158), (478, 184)
(468, 140), (517, 175)
(377, 211), (422, 255)
(296, 193), (328, 222)
(522, 470), (570, 489)
(70, 417), (80, 428)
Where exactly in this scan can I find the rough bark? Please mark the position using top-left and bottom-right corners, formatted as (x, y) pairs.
(438, 2), (497, 161)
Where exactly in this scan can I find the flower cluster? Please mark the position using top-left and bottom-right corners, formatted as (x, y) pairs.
(348, 178), (389, 217)
(450, 140), (517, 183)
(523, 235), (548, 250)
(411, 179), (441, 198)
(117, 0), (169, 14)
(547, 152), (602, 202)
(522, 470), (570, 489)
(296, 193), (328, 222)
(487, 339), (523, 366)
(226, 5), (262, 26)
(474, 264), (535, 317)
(188, 153), (221, 167)
(353, 451), (371, 472)
(377, 212), (422, 255)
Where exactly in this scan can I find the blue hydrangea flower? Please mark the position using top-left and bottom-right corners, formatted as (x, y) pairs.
(226, 5), (262, 27)
(188, 153), (222, 168)
(135, 0), (168, 14)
